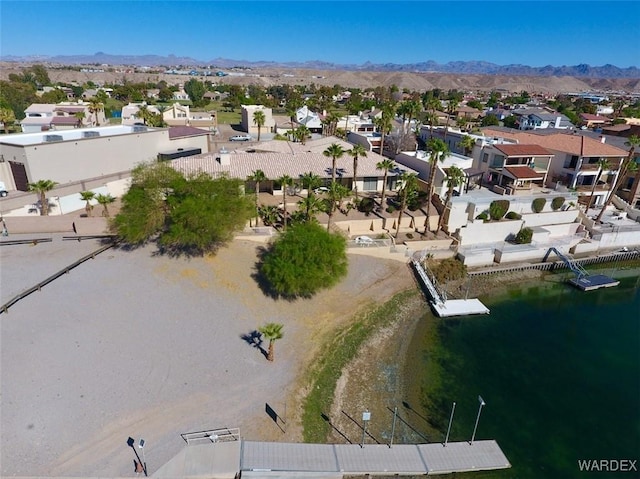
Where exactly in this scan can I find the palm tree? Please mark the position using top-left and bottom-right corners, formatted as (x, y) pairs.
(253, 110), (266, 141)
(298, 193), (324, 223)
(596, 135), (640, 223)
(136, 105), (149, 125)
(376, 158), (396, 210)
(79, 191), (96, 217)
(437, 165), (465, 231)
(279, 174), (293, 231)
(373, 104), (394, 155)
(425, 138), (450, 232)
(443, 98), (459, 142)
(587, 158), (611, 210)
(323, 143), (346, 185)
(248, 170), (268, 226)
(395, 172), (418, 239)
(258, 205), (280, 227)
(28, 179), (58, 216)
(96, 193), (116, 217)
(259, 322), (284, 362)
(459, 135), (476, 156)
(326, 182), (350, 232)
(88, 99), (104, 126)
(348, 144), (367, 201)
(300, 171), (321, 197)
(295, 125), (310, 145)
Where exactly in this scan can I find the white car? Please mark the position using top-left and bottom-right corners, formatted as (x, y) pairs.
(354, 235), (374, 245)
(314, 186), (329, 194)
(229, 134), (252, 142)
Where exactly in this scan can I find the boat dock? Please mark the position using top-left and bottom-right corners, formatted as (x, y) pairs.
(154, 434), (511, 478)
(569, 274), (620, 291)
(411, 257), (490, 318)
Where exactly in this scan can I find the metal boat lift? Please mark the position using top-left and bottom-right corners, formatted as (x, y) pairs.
(543, 247), (619, 291)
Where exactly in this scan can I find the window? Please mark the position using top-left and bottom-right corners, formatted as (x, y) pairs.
(482, 153), (489, 163)
(363, 177), (378, 191)
(490, 154), (505, 168)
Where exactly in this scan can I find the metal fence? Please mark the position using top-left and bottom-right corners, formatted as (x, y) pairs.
(181, 427), (240, 444)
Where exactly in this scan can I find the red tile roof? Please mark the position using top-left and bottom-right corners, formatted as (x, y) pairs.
(580, 113), (607, 121)
(50, 117), (81, 125)
(482, 128), (627, 157)
(168, 126), (210, 139)
(503, 166), (544, 180)
(494, 144), (552, 156)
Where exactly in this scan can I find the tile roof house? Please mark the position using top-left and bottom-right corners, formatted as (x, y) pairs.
(21, 102), (108, 133)
(481, 127), (627, 206)
(515, 108), (575, 130)
(579, 113), (609, 128)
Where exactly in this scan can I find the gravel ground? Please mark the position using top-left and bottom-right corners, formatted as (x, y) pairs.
(0, 236), (413, 477)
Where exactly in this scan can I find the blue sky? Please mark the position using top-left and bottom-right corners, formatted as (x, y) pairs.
(1, 1), (639, 67)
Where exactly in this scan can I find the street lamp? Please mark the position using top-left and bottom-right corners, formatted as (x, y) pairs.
(470, 396), (486, 445)
(138, 439), (146, 475)
(127, 437), (147, 476)
(361, 410), (371, 448)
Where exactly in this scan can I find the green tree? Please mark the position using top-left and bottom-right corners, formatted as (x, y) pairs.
(443, 98), (459, 142)
(253, 110), (266, 141)
(347, 144), (367, 201)
(260, 222), (348, 298)
(503, 115), (518, 128)
(248, 169), (268, 226)
(294, 125), (310, 145)
(0, 80), (37, 119)
(596, 135), (640, 223)
(395, 172), (418, 238)
(79, 190), (96, 217)
(297, 193), (325, 223)
(425, 138), (450, 232)
(0, 107), (16, 133)
(28, 179), (58, 216)
(184, 78), (206, 107)
(88, 99), (104, 126)
(259, 323), (284, 362)
(300, 171), (321, 197)
(258, 205), (280, 227)
(325, 181), (350, 231)
(587, 158), (611, 210)
(96, 193), (116, 217)
(323, 143), (346, 185)
(437, 165), (465, 231)
(376, 158), (396, 210)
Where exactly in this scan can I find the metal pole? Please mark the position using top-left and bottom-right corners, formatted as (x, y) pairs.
(139, 439), (146, 476)
(361, 410), (370, 448)
(361, 420), (367, 448)
(444, 401), (456, 446)
(389, 406), (398, 448)
(470, 396), (486, 445)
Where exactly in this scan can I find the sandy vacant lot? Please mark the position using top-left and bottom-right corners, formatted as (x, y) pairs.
(0, 235), (414, 477)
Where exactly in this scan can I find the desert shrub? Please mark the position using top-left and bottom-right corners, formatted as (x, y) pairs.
(407, 190), (429, 211)
(432, 257), (467, 283)
(489, 200), (510, 220)
(476, 211), (489, 221)
(358, 197), (375, 214)
(505, 211), (522, 220)
(551, 196), (565, 211)
(532, 198), (546, 213)
(514, 227), (533, 244)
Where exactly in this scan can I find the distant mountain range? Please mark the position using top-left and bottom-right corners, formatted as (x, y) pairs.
(2, 52), (639, 79)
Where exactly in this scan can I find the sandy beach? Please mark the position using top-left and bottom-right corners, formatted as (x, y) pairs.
(0, 235), (414, 477)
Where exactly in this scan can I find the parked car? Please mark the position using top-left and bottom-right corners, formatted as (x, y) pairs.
(0, 181), (8, 197)
(314, 186), (329, 194)
(354, 235), (374, 245)
(229, 134), (252, 142)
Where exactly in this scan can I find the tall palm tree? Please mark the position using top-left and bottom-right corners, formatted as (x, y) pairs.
(587, 158), (611, 210)
(437, 165), (465, 231)
(443, 98), (459, 142)
(96, 193), (116, 217)
(259, 322), (284, 362)
(295, 125), (310, 145)
(248, 169), (268, 226)
(347, 144), (367, 201)
(376, 158), (396, 210)
(88, 99), (104, 126)
(279, 174), (293, 231)
(300, 171), (321, 197)
(326, 182), (349, 232)
(79, 190), (96, 217)
(459, 135), (476, 156)
(395, 172), (418, 239)
(253, 110), (266, 141)
(596, 135), (640, 222)
(28, 179), (58, 216)
(425, 138), (450, 232)
(374, 104), (394, 155)
(323, 143), (346, 185)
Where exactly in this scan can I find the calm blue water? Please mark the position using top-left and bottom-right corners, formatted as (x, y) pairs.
(408, 272), (640, 478)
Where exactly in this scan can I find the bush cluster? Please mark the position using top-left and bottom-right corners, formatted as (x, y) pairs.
(514, 227), (534, 244)
(432, 257), (467, 283)
(505, 211), (522, 220)
(358, 197), (375, 214)
(532, 198), (546, 213)
(489, 200), (510, 220)
(551, 196), (565, 211)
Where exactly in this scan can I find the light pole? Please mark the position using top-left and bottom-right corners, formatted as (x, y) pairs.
(127, 437), (147, 476)
(389, 406), (398, 448)
(470, 396), (486, 445)
(138, 439), (146, 476)
(361, 410), (371, 448)
(444, 401), (456, 447)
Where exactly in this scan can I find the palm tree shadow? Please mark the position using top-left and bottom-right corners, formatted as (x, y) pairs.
(240, 330), (268, 359)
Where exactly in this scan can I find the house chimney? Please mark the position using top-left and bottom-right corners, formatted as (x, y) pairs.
(218, 148), (230, 165)
(600, 136), (606, 144)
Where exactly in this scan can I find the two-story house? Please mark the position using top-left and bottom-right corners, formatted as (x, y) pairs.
(515, 108), (574, 130)
(241, 105), (276, 136)
(21, 102), (108, 133)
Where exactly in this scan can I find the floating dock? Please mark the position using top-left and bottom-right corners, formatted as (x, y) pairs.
(569, 274), (620, 291)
